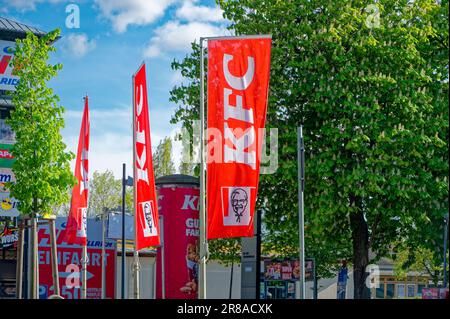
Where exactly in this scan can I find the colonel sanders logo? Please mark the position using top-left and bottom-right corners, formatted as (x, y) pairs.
(76, 207), (87, 238)
(222, 187), (252, 226)
(140, 200), (157, 237)
(231, 188), (248, 223)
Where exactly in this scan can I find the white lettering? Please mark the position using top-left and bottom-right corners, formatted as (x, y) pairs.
(223, 54), (255, 90)
(224, 124), (256, 170)
(181, 195), (199, 211)
(224, 88), (253, 124)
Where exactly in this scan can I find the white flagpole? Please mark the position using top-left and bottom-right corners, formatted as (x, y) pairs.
(101, 209), (106, 299)
(198, 37), (207, 299)
(297, 126), (305, 299)
(81, 245), (87, 299)
(132, 72), (140, 299)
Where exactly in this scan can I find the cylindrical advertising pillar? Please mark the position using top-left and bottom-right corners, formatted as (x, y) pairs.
(155, 174), (199, 299)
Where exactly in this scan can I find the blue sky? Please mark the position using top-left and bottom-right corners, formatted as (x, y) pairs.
(1, 0), (231, 177)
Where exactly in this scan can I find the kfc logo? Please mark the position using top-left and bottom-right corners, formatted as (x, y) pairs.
(140, 200), (157, 237)
(76, 207), (87, 238)
(221, 187), (253, 226)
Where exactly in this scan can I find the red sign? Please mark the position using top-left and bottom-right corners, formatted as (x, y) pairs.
(156, 186), (199, 299)
(38, 218), (115, 299)
(133, 64), (160, 250)
(0, 149), (13, 159)
(207, 37), (271, 239)
(65, 96), (89, 246)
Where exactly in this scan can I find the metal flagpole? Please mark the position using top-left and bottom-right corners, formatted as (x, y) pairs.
(198, 37), (207, 299)
(159, 215), (165, 299)
(443, 213), (448, 288)
(81, 96), (88, 300)
(81, 245), (87, 298)
(121, 163), (126, 299)
(132, 73), (141, 299)
(297, 126), (305, 299)
(101, 209), (106, 299)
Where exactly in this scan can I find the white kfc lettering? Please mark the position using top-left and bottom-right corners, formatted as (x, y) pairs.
(135, 84), (149, 183)
(224, 124), (256, 169)
(222, 53), (256, 170)
(223, 54), (255, 90)
(181, 195), (199, 211)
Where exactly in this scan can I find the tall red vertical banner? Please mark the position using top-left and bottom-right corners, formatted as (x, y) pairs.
(65, 96), (89, 245)
(133, 64), (160, 250)
(207, 37), (271, 239)
(156, 181), (199, 299)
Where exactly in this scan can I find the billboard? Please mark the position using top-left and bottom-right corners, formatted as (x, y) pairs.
(0, 119), (16, 145)
(0, 224), (18, 249)
(0, 168), (19, 217)
(38, 217), (116, 299)
(264, 259), (314, 281)
(156, 186), (199, 299)
(0, 40), (19, 91)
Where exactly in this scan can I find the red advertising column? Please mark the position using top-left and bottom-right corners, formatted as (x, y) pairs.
(155, 174), (199, 299)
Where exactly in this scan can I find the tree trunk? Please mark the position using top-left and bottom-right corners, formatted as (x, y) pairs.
(350, 195), (370, 299)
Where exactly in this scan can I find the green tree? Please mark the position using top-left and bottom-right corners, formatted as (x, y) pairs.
(153, 136), (176, 178)
(393, 246), (448, 286)
(6, 29), (75, 217)
(169, 0), (449, 298)
(88, 170), (121, 217)
(178, 134), (197, 176)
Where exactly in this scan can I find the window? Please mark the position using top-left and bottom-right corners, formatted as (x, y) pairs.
(407, 284), (415, 298)
(397, 284), (405, 298)
(376, 284), (385, 299)
(417, 284), (426, 297)
(386, 284), (395, 299)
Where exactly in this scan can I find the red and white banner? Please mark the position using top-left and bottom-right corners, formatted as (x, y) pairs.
(65, 96), (89, 246)
(207, 37), (271, 239)
(39, 218), (116, 299)
(133, 64), (160, 250)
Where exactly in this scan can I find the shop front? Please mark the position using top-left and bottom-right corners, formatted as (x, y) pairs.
(261, 258), (315, 299)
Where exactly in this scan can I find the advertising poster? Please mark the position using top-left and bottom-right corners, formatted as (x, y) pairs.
(264, 259), (314, 281)
(156, 186), (199, 299)
(0, 119), (16, 145)
(0, 224), (18, 249)
(0, 143), (14, 168)
(38, 217), (116, 299)
(0, 168), (19, 217)
(0, 40), (19, 91)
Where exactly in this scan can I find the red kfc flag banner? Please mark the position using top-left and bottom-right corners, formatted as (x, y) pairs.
(207, 36), (272, 239)
(65, 96), (90, 245)
(133, 63), (160, 250)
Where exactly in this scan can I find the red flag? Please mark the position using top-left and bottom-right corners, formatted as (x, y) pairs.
(207, 37), (271, 239)
(133, 64), (160, 250)
(65, 96), (90, 246)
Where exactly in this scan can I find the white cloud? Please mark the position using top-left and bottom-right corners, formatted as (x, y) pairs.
(63, 107), (182, 178)
(144, 21), (228, 57)
(176, 0), (224, 23)
(4, 0), (63, 11)
(60, 33), (96, 58)
(94, 0), (176, 33)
